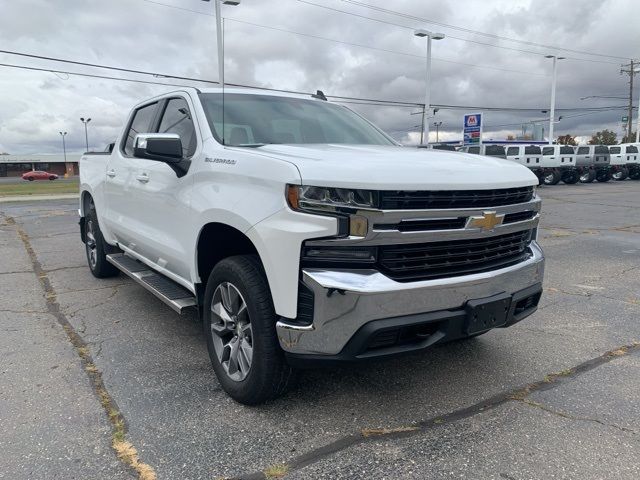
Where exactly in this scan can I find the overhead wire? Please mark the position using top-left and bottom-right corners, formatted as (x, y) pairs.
(340, 0), (632, 61)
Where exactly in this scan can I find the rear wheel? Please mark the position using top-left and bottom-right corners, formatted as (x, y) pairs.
(85, 201), (119, 278)
(561, 170), (579, 184)
(543, 169), (561, 185)
(612, 167), (628, 181)
(49, 176), (56, 181)
(629, 167), (640, 180)
(579, 169), (596, 183)
(27, 177), (34, 181)
(596, 169), (611, 182)
(204, 255), (294, 405)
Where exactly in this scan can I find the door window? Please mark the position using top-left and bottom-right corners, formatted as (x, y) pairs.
(542, 147), (554, 155)
(507, 147), (519, 156)
(577, 147), (589, 154)
(124, 103), (158, 156)
(609, 147), (621, 154)
(158, 98), (197, 158)
(468, 146), (480, 154)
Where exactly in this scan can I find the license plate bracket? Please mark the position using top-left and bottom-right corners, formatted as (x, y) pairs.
(465, 293), (512, 335)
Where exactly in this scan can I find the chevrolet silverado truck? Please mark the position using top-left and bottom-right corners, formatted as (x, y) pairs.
(79, 88), (545, 404)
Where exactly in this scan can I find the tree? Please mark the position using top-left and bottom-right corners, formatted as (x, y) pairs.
(557, 134), (577, 145)
(622, 132), (637, 143)
(588, 129), (617, 145)
(506, 134), (515, 141)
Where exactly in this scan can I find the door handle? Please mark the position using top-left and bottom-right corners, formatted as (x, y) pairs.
(107, 169), (116, 178)
(136, 173), (149, 183)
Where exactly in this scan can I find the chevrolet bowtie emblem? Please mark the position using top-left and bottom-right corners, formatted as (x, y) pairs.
(467, 211), (505, 231)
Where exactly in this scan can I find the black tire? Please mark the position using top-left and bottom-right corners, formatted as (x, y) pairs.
(629, 167), (640, 180)
(596, 169), (611, 182)
(28, 177), (34, 181)
(543, 169), (561, 185)
(49, 176), (56, 181)
(84, 200), (119, 278)
(561, 170), (580, 184)
(204, 255), (294, 405)
(612, 167), (628, 181)
(579, 169), (596, 183)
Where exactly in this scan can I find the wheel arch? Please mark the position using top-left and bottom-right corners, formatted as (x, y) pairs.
(195, 222), (269, 303)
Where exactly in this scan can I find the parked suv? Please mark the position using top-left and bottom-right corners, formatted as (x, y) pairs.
(609, 144), (640, 180)
(458, 145), (506, 158)
(574, 145), (611, 183)
(541, 145), (578, 185)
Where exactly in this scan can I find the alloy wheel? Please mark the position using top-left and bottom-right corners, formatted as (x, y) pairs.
(210, 282), (253, 382)
(85, 219), (97, 268)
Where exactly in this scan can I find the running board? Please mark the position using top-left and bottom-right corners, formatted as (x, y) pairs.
(106, 253), (197, 314)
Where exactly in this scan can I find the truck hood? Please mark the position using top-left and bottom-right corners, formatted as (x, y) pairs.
(248, 144), (538, 190)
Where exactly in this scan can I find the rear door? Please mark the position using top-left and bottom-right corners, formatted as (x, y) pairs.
(103, 101), (159, 248)
(609, 146), (622, 165)
(124, 96), (199, 283)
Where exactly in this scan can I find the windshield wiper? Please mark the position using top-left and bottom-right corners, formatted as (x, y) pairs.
(228, 143), (269, 148)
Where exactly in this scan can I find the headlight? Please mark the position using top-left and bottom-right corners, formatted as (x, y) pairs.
(287, 185), (377, 212)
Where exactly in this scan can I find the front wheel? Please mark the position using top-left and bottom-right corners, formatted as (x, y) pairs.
(204, 256), (294, 405)
(579, 169), (596, 183)
(612, 167), (628, 181)
(27, 177), (34, 181)
(49, 176), (56, 181)
(543, 169), (561, 185)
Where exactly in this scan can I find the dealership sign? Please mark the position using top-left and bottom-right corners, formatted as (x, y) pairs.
(463, 113), (483, 145)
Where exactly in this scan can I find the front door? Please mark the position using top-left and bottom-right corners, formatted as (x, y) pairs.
(124, 96), (199, 283)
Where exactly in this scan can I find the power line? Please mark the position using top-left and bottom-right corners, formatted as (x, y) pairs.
(0, 62), (200, 88)
(0, 48), (219, 84)
(297, 1), (623, 65)
(0, 57), (628, 113)
(140, 0), (547, 77)
(341, 0), (632, 61)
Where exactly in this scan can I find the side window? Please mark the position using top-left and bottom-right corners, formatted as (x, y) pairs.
(468, 146), (480, 154)
(542, 147), (554, 155)
(507, 147), (519, 156)
(609, 147), (621, 154)
(124, 102), (158, 156)
(577, 147), (589, 154)
(158, 98), (197, 158)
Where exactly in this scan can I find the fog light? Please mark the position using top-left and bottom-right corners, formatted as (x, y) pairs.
(349, 215), (368, 237)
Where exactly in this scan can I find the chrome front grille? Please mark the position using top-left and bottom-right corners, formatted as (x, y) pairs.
(379, 186), (534, 210)
(378, 230), (533, 282)
(302, 186), (541, 282)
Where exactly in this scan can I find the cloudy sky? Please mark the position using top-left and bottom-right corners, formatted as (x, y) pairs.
(0, 0), (638, 154)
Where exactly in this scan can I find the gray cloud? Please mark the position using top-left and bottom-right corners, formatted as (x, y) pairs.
(0, 0), (637, 154)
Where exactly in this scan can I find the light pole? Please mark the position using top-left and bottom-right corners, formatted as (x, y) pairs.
(59, 131), (67, 163)
(545, 55), (565, 144)
(414, 29), (445, 145)
(433, 121), (442, 143)
(80, 117), (91, 152)
(202, 0), (240, 88)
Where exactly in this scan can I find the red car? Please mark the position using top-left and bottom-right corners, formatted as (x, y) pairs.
(22, 171), (59, 181)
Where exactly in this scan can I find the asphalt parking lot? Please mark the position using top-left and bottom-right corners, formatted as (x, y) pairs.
(1, 182), (639, 480)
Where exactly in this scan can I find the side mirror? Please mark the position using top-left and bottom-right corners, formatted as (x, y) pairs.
(133, 133), (183, 163)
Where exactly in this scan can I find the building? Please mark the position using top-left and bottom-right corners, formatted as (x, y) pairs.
(0, 153), (81, 177)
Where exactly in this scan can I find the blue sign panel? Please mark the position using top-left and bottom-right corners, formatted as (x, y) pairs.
(463, 113), (482, 145)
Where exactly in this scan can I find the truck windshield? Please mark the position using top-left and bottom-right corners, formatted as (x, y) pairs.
(200, 93), (395, 146)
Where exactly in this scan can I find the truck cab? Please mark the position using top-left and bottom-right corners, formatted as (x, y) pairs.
(79, 87), (544, 404)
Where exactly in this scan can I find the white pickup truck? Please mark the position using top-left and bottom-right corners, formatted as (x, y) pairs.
(79, 87), (545, 404)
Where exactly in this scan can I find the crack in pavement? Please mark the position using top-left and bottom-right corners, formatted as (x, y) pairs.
(2, 213), (156, 480)
(232, 342), (640, 480)
(517, 398), (637, 435)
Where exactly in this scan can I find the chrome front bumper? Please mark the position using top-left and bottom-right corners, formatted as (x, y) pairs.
(276, 241), (544, 356)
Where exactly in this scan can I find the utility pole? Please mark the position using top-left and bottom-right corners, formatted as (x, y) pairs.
(419, 105), (425, 144)
(621, 60), (638, 141)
